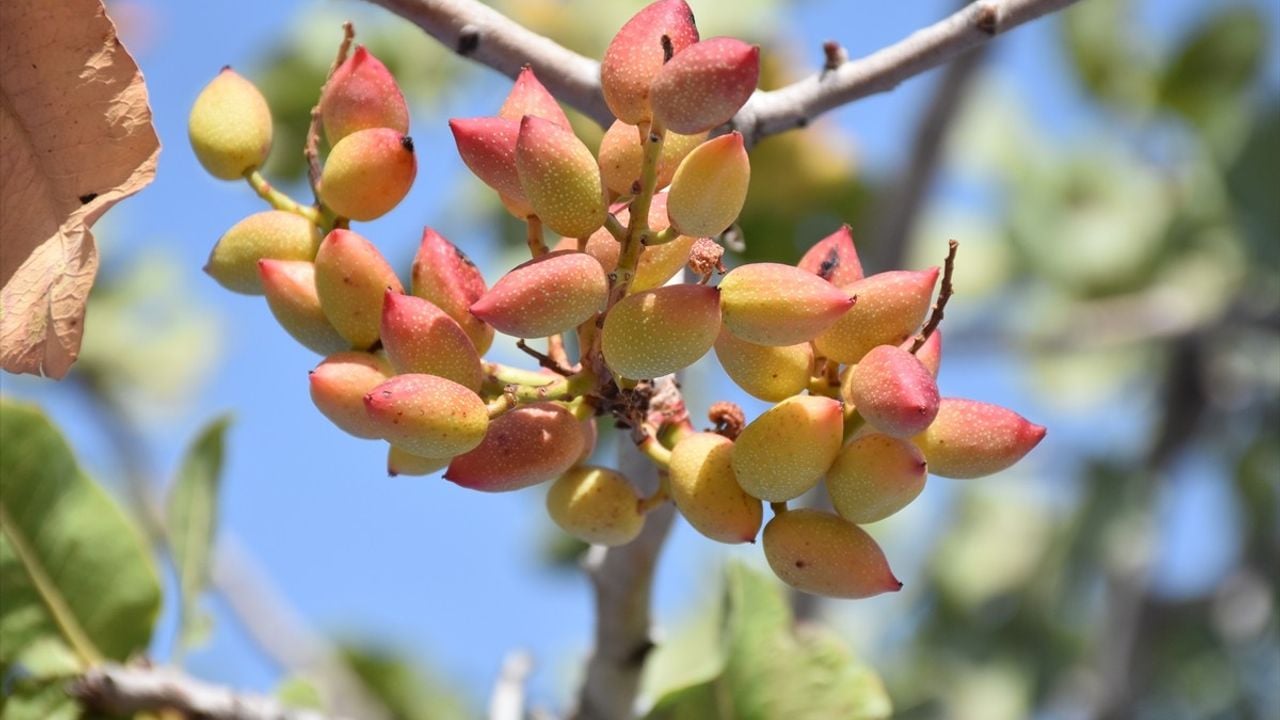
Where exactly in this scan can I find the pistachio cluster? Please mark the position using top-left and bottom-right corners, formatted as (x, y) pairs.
(188, 0), (1044, 599)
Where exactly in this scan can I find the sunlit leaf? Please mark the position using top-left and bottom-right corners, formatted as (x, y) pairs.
(1158, 6), (1266, 143)
(341, 644), (472, 720)
(0, 399), (161, 673)
(167, 414), (232, 652)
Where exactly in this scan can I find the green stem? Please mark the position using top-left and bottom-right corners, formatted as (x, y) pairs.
(244, 170), (321, 225)
(526, 216), (549, 257)
(485, 362), (561, 387)
(603, 213), (628, 243)
(608, 123), (665, 307)
(645, 226), (682, 247)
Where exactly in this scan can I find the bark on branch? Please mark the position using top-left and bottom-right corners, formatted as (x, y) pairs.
(71, 664), (343, 720)
(363, 0), (1082, 144)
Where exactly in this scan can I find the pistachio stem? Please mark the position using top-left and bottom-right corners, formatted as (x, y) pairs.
(243, 170), (322, 225)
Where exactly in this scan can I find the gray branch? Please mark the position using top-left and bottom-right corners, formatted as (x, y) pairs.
(363, 0), (1082, 144)
(70, 664), (343, 720)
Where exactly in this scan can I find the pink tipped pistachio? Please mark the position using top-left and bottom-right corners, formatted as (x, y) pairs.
(410, 227), (494, 355)
(363, 374), (489, 458)
(380, 291), (483, 391)
(444, 403), (585, 492)
(826, 433), (928, 524)
(470, 251), (608, 338)
(731, 396), (843, 502)
(906, 329), (943, 377)
(598, 120), (706, 196)
(847, 345), (940, 438)
(813, 268), (939, 364)
(914, 399), (1046, 479)
(319, 128), (417, 221)
(602, 283), (721, 380)
(318, 46), (409, 145)
(718, 262), (854, 346)
(713, 330), (812, 402)
(650, 38), (760, 134)
(387, 445), (450, 477)
(498, 66), (572, 129)
(666, 132), (750, 237)
(515, 116), (606, 238)
(798, 224), (864, 287)
(258, 260), (349, 356)
(546, 466), (645, 546)
(600, 0), (700, 124)
(309, 351), (392, 439)
(206, 211), (321, 295)
(314, 229), (403, 349)
(188, 68), (273, 180)
(449, 117), (531, 218)
(763, 509), (902, 599)
(668, 432), (762, 544)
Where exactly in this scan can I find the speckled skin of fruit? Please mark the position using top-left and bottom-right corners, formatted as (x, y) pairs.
(667, 132), (750, 238)
(386, 445), (450, 477)
(719, 262), (855, 346)
(410, 227), (494, 355)
(546, 466), (645, 546)
(319, 46), (409, 145)
(826, 433), (928, 524)
(600, 0), (700, 124)
(798, 224), (864, 287)
(449, 118), (532, 217)
(914, 398), (1046, 479)
(650, 38), (759, 134)
(363, 374), (489, 458)
(314, 229), (403, 349)
(470, 251), (608, 338)
(445, 403), (585, 492)
(598, 120), (705, 196)
(515, 116), (606, 238)
(258, 260), (349, 356)
(320, 128), (417, 221)
(380, 290), (483, 392)
(763, 509), (902, 599)
(189, 68), (273, 180)
(668, 432), (762, 543)
(498, 66), (572, 129)
(713, 330), (812, 402)
(731, 395), (843, 502)
(205, 210), (320, 295)
(602, 283), (721, 380)
(814, 268), (939, 364)
(309, 351), (392, 439)
(848, 345), (940, 438)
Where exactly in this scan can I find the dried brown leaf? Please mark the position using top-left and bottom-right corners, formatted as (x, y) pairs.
(0, 0), (159, 379)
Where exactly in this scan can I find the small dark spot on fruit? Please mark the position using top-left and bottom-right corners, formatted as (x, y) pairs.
(78, 192), (98, 204)
(795, 559), (807, 568)
(400, 135), (415, 152)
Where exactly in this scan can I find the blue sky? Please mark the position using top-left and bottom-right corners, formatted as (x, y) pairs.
(5, 0), (1278, 711)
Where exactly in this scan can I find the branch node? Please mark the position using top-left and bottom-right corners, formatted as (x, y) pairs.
(821, 40), (848, 73)
(457, 25), (481, 55)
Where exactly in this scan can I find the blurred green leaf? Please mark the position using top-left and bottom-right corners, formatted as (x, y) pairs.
(166, 414), (232, 652)
(1060, 0), (1156, 111)
(341, 644), (472, 720)
(1225, 103), (1280, 271)
(1158, 7), (1266, 143)
(0, 676), (78, 720)
(0, 399), (161, 673)
(275, 675), (326, 711)
(646, 563), (891, 720)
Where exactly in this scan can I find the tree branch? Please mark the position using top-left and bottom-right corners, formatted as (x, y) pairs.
(70, 664), (343, 720)
(363, 0), (1081, 145)
(730, 0), (1081, 145)
(362, 0), (613, 126)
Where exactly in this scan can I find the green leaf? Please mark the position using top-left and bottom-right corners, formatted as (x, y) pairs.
(341, 644), (472, 720)
(1059, 0), (1156, 111)
(275, 675), (326, 711)
(166, 414), (232, 651)
(0, 399), (161, 673)
(0, 676), (79, 720)
(645, 563), (891, 720)
(1158, 7), (1266, 134)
